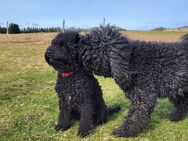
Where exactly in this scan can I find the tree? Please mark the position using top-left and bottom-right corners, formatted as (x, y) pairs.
(151, 27), (166, 31)
(0, 26), (6, 33)
(9, 23), (20, 34)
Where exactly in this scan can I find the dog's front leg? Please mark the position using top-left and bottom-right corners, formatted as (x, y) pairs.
(113, 87), (157, 137)
(55, 97), (72, 131)
(78, 101), (94, 137)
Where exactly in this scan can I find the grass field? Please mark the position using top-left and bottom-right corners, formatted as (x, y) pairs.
(0, 31), (188, 141)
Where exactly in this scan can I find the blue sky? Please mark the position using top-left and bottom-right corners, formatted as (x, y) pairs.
(0, 0), (188, 30)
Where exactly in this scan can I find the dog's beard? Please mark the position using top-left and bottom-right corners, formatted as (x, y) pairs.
(45, 54), (64, 72)
(45, 55), (79, 73)
(49, 60), (64, 73)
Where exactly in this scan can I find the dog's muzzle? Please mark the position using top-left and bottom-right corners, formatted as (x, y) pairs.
(45, 47), (54, 63)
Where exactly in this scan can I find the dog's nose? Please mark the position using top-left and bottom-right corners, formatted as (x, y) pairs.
(47, 50), (53, 56)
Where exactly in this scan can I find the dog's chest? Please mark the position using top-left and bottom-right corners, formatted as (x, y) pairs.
(64, 91), (82, 109)
(56, 78), (84, 108)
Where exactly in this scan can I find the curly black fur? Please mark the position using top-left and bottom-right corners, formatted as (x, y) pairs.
(78, 27), (188, 137)
(45, 31), (120, 137)
(47, 27), (188, 137)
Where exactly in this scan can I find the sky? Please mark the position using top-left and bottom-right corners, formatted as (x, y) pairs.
(0, 0), (188, 30)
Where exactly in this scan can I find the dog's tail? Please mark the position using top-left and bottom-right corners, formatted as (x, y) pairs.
(182, 33), (188, 41)
(107, 104), (121, 115)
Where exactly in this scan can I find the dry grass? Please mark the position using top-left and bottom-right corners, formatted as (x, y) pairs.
(123, 31), (187, 42)
(0, 33), (57, 44)
(0, 30), (186, 45)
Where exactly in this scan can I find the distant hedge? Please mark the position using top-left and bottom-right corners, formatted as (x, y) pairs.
(21, 27), (61, 33)
(0, 23), (61, 34)
(151, 27), (166, 31)
(0, 23), (127, 34)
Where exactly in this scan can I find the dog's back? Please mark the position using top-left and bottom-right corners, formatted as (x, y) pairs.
(128, 40), (188, 98)
(80, 26), (188, 98)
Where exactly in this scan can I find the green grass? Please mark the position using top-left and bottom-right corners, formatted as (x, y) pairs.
(1, 32), (188, 141)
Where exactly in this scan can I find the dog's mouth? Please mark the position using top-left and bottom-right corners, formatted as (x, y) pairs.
(45, 54), (63, 70)
(49, 58), (62, 65)
(45, 53), (79, 73)
(48, 58), (63, 68)
(45, 53), (61, 64)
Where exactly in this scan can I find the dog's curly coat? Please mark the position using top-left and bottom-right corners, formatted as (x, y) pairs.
(45, 25), (188, 137)
(46, 25), (188, 137)
(77, 26), (188, 137)
(45, 31), (120, 137)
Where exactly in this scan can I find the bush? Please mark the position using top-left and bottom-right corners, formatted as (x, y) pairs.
(151, 27), (166, 31)
(9, 23), (21, 34)
(0, 26), (6, 33)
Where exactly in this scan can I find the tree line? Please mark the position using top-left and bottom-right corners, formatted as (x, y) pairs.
(0, 22), (128, 34)
(0, 23), (61, 34)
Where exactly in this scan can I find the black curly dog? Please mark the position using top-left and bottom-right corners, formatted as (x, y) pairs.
(45, 31), (120, 137)
(46, 25), (188, 137)
(78, 26), (188, 137)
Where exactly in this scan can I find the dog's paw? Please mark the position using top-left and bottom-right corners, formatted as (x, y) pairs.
(54, 124), (70, 131)
(112, 126), (138, 137)
(112, 127), (128, 137)
(55, 125), (62, 131)
(77, 129), (91, 137)
(169, 111), (185, 122)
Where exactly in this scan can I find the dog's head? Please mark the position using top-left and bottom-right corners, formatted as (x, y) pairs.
(45, 31), (81, 73)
